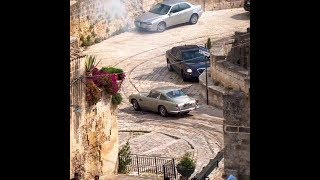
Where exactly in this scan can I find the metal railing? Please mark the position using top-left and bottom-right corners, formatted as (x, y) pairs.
(119, 154), (175, 177)
(191, 149), (224, 180)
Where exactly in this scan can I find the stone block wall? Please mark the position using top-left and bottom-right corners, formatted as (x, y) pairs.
(211, 59), (249, 94)
(70, 42), (119, 179)
(189, 0), (243, 11)
(223, 91), (250, 179)
(198, 70), (226, 108)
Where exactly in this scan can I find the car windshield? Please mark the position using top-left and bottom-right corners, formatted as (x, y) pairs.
(182, 50), (207, 64)
(166, 90), (186, 98)
(149, 3), (171, 15)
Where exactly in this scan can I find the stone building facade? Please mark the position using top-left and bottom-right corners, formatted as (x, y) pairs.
(70, 0), (244, 45)
(70, 39), (119, 179)
(223, 91), (250, 180)
(198, 28), (250, 179)
(199, 28), (250, 108)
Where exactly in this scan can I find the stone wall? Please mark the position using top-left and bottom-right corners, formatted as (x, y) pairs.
(211, 59), (249, 94)
(199, 69), (226, 108)
(223, 91), (250, 179)
(189, 0), (243, 11)
(210, 29), (250, 94)
(70, 0), (160, 43)
(70, 42), (119, 179)
(70, 0), (244, 44)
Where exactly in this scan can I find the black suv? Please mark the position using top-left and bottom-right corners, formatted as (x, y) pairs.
(166, 45), (210, 81)
(244, 0), (250, 11)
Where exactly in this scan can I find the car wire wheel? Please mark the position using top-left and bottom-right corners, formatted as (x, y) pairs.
(132, 99), (141, 111)
(158, 106), (168, 117)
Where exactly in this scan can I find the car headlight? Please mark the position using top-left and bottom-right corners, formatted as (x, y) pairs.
(146, 22), (152, 25)
(186, 69), (192, 73)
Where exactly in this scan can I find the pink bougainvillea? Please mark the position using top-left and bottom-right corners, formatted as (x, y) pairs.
(91, 68), (119, 95)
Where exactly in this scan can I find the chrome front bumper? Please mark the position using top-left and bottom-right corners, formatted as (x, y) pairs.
(135, 21), (157, 31)
(169, 105), (199, 114)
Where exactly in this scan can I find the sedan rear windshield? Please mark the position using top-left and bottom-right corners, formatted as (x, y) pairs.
(149, 3), (171, 15)
(166, 90), (186, 98)
(182, 50), (207, 63)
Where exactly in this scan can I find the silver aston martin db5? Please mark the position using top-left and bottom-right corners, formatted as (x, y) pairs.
(129, 87), (199, 117)
(134, 0), (203, 32)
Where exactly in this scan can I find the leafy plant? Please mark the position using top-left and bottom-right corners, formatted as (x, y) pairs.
(101, 67), (124, 74)
(81, 35), (95, 47)
(85, 80), (102, 106)
(92, 68), (119, 95)
(206, 38), (212, 49)
(177, 152), (196, 170)
(118, 141), (132, 174)
(94, 37), (103, 43)
(85, 56), (101, 73)
(91, 30), (97, 37)
(112, 93), (123, 106)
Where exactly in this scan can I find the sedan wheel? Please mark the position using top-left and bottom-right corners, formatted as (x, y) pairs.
(157, 22), (166, 32)
(190, 14), (198, 24)
(158, 106), (168, 117)
(181, 71), (188, 81)
(132, 99), (141, 111)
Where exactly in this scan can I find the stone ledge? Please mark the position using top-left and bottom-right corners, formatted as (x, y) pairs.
(199, 69), (227, 108)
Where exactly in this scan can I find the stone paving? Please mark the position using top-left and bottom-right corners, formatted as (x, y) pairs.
(85, 8), (250, 178)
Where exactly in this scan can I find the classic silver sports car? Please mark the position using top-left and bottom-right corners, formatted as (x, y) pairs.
(129, 87), (199, 117)
(134, 0), (203, 32)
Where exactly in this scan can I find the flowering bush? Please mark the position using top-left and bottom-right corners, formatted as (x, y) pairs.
(85, 80), (101, 106)
(91, 68), (119, 95)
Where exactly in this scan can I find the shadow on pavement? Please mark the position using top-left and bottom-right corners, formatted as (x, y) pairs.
(230, 12), (250, 20)
(119, 105), (194, 123)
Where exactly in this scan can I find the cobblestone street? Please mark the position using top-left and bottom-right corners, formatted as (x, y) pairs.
(85, 8), (249, 175)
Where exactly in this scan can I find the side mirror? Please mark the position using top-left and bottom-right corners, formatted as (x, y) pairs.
(169, 12), (173, 16)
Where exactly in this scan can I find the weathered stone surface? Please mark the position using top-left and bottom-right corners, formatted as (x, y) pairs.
(223, 91), (249, 127)
(70, 45), (119, 179)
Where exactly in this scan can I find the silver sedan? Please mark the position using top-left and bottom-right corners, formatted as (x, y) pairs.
(134, 0), (203, 32)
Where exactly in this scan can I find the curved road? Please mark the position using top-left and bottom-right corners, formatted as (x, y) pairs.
(85, 8), (249, 174)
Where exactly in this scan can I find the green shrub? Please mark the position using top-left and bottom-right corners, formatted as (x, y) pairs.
(118, 141), (132, 174)
(206, 38), (212, 49)
(91, 30), (97, 37)
(177, 152), (196, 170)
(81, 35), (95, 47)
(101, 67), (124, 74)
(112, 93), (123, 106)
(94, 37), (103, 43)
